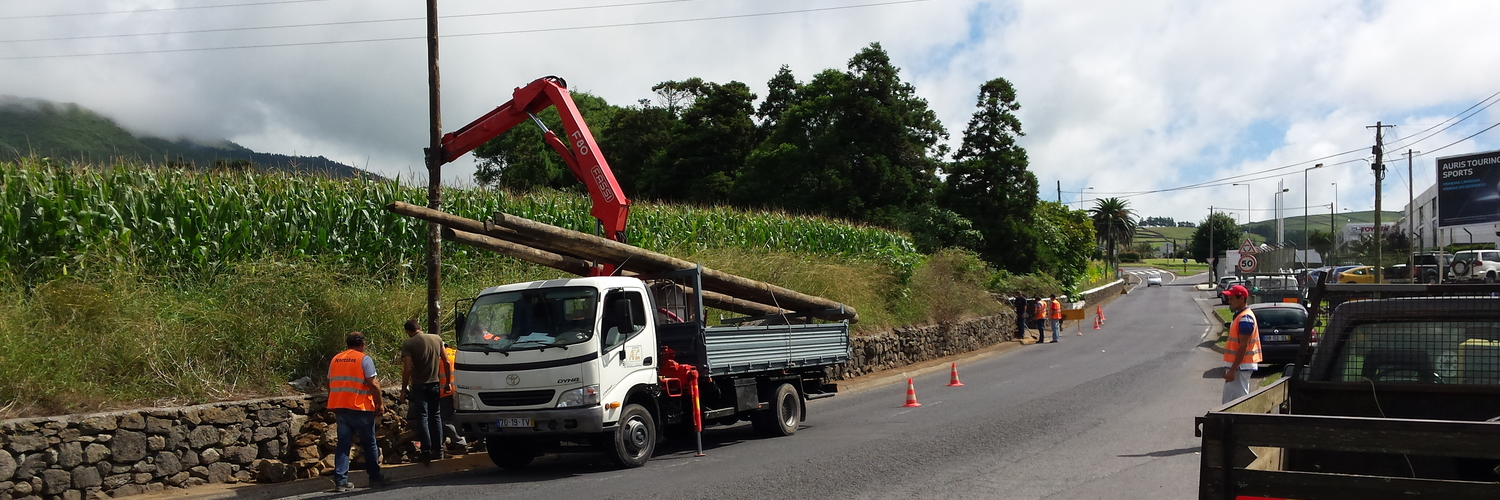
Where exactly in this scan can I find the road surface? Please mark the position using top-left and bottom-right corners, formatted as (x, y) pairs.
(307, 271), (1230, 500)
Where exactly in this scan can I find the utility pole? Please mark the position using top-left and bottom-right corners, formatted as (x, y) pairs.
(1408, 149), (1419, 263)
(1056, 180), (1061, 204)
(1368, 121), (1394, 283)
(423, 0), (443, 336)
(1209, 206), (1216, 281)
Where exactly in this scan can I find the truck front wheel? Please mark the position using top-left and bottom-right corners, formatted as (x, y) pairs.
(485, 437), (536, 470)
(752, 383), (800, 437)
(608, 404), (656, 468)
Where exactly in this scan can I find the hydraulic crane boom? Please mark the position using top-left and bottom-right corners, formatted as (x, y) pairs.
(432, 76), (630, 253)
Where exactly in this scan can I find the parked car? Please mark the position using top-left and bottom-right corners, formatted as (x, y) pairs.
(1217, 276), (1241, 304)
(1243, 302), (1313, 364)
(1304, 266), (1334, 285)
(1449, 249), (1500, 283)
(1146, 275), (1162, 287)
(1326, 265), (1363, 283)
(1333, 265), (1377, 284)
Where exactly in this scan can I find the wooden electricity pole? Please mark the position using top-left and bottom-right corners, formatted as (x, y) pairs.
(424, 0), (443, 335)
(1368, 121), (1393, 283)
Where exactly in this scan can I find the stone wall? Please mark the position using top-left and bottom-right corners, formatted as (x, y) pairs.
(830, 313), (1016, 379)
(1081, 279), (1126, 305)
(0, 393), (422, 500)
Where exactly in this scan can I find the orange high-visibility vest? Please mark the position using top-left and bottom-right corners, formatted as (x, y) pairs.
(439, 346), (456, 398)
(1048, 300), (1062, 320)
(327, 349), (376, 412)
(1032, 301), (1046, 320)
(1223, 308), (1264, 365)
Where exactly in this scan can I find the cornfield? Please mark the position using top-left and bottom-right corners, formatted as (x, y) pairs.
(1, 158), (920, 280)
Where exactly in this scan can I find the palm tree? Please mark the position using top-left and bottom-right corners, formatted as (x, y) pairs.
(1089, 197), (1138, 270)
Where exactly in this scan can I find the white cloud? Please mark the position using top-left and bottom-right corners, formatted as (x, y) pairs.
(3, 0), (1499, 224)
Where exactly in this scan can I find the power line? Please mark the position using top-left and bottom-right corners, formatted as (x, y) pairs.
(0, 0), (339, 20)
(0, 0), (932, 60)
(0, 0), (701, 44)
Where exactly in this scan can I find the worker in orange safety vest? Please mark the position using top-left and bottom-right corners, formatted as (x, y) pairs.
(327, 332), (386, 491)
(1047, 293), (1063, 343)
(1030, 297), (1047, 343)
(1221, 285), (1263, 404)
(437, 345), (468, 452)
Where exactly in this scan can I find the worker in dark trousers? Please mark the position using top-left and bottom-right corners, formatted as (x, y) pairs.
(400, 319), (445, 462)
(1012, 295), (1029, 340)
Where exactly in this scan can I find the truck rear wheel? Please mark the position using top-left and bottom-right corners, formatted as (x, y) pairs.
(608, 404), (655, 468)
(485, 437), (536, 470)
(752, 383), (800, 437)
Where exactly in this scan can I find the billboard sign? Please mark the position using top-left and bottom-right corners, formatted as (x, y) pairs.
(1437, 149), (1500, 227)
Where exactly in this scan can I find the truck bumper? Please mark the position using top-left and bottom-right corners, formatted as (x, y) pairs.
(455, 406), (606, 436)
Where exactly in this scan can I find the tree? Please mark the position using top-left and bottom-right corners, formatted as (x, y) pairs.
(902, 205), (984, 254)
(1307, 229), (1335, 264)
(1033, 201), (1095, 285)
(633, 78), (757, 204)
(1141, 216), (1175, 227)
(735, 43), (947, 224)
(1190, 212), (1239, 264)
(940, 77), (1038, 272)
(1089, 198), (1137, 269)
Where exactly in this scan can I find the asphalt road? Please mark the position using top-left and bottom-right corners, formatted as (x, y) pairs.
(308, 272), (1227, 500)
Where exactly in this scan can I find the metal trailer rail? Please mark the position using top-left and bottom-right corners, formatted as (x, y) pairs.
(1196, 280), (1500, 499)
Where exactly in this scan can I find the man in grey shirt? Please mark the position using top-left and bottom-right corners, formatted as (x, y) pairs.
(400, 319), (445, 461)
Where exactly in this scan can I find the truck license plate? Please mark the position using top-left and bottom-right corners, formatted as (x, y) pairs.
(496, 418), (534, 428)
(1263, 334), (1290, 342)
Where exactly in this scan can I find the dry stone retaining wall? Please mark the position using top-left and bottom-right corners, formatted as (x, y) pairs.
(830, 313), (1016, 379)
(0, 393), (424, 500)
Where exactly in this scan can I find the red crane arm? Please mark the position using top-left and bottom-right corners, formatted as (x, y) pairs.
(435, 76), (631, 243)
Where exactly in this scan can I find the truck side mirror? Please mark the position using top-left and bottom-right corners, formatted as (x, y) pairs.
(455, 312), (467, 335)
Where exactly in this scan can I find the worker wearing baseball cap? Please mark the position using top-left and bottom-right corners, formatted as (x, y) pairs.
(1221, 285), (1262, 404)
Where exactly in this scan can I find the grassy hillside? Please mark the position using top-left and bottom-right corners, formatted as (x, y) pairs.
(0, 159), (1006, 417)
(1133, 210), (1404, 252)
(0, 96), (371, 178)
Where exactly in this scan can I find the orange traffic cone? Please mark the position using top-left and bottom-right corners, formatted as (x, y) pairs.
(1093, 315), (1101, 330)
(1097, 305), (1106, 323)
(902, 378), (922, 407)
(946, 363), (964, 387)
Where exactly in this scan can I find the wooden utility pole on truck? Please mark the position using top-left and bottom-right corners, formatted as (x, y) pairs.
(423, 0), (443, 336)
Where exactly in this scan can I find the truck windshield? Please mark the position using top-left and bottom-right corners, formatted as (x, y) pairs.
(460, 287), (598, 352)
(1327, 320), (1500, 385)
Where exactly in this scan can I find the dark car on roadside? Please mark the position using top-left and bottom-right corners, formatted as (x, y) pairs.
(1243, 302), (1313, 364)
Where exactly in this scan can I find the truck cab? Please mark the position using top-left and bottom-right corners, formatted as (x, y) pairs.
(449, 272), (849, 469)
(450, 276), (660, 466)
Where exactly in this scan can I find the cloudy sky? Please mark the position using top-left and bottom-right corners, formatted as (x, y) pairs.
(3, 0), (1499, 225)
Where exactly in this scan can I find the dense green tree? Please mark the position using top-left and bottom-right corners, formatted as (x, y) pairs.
(756, 65), (799, 140)
(1089, 198), (1137, 269)
(901, 204), (984, 254)
(634, 79), (757, 204)
(1307, 229), (1335, 264)
(471, 92), (618, 190)
(735, 43), (947, 224)
(940, 77), (1038, 272)
(1033, 201), (1095, 285)
(596, 100), (675, 196)
(1190, 212), (1240, 264)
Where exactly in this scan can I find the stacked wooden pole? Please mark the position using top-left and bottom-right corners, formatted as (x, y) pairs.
(385, 201), (857, 322)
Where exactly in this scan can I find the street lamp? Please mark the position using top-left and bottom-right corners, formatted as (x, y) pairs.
(1078, 186), (1094, 207)
(1233, 182), (1252, 229)
(1304, 163), (1323, 264)
(1277, 183), (1290, 245)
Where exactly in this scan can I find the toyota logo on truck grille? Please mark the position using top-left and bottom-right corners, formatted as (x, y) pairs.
(506, 374), (519, 386)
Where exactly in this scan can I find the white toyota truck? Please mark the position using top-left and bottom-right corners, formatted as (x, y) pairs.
(450, 268), (850, 469)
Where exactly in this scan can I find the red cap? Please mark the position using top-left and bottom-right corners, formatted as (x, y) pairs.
(1223, 284), (1249, 298)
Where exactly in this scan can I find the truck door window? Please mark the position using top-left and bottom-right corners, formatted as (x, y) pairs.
(457, 287), (598, 352)
(1328, 321), (1500, 385)
(600, 290), (648, 354)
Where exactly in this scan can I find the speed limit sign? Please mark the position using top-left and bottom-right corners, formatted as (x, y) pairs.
(1237, 254), (1258, 273)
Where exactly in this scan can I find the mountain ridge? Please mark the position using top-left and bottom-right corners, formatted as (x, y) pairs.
(0, 96), (378, 179)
